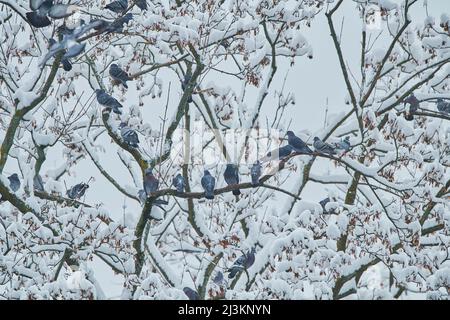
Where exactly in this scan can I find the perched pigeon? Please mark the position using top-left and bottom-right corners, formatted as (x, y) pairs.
(333, 136), (351, 152)
(0, 174), (20, 202)
(109, 64), (132, 89)
(105, 0), (128, 13)
(201, 170), (215, 200)
(119, 123), (139, 148)
(224, 164), (240, 196)
(404, 94), (420, 114)
(66, 183), (89, 200)
(138, 189), (167, 206)
(320, 198), (337, 215)
(181, 74), (194, 103)
(313, 137), (336, 155)
(104, 13), (133, 33)
(228, 248), (256, 279)
(135, 0), (148, 10)
(33, 175), (45, 192)
(264, 144), (294, 162)
(250, 161), (261, 187)
(172, 174), (185, 193)
(437, 98), (450, 114)
(212, 271), (224, 285)
(26, 0), (52, 28)
(48, 4), (79, 19)
(144, 168), (159, 195)
(8, 174), (21, 192)
(287, 131), (313, 154)
(183, 287), (200, 300)
(95, 89), (123, 114)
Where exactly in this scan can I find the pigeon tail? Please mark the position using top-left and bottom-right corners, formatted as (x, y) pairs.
(232, 189), (241, 196)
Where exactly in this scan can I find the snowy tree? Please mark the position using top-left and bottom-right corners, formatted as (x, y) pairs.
(0, 0), (449, 300)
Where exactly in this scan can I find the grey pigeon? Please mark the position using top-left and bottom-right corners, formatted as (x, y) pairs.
(26, 0), (52, 28)
(212, 271), (224, 285)
(0, 174), (20, 202)
(33, 175), (45, 192)
(172, 174), (185, 193)
(48, 4), (79, 19)
(287, 131), (313, 154)
(104, 13), (133, 33)
(105, 0), (128, 13)
(313, 137), (336, 155)
(144, 168), (159, 195)
(265, 144), (293, 161)
(404, 94), (420, 114)
(183, 287), (200, 300)
(333, 136), (351, 152)
(95, 89), (123, 115)
(109, 64), (132, 89)
(201, 170), (215, 200)
(135, 0), (148, 10)
(119, 123), (139, 148)
(320, 198), (337, 215)
(224, 164), (240, 196)
(8, 174), (21, 192)
(437, 98), (450, 114)
(250, 161), (261, 187)
(66, 183), (89, 199)
(181, 74), (194, 103)
(228, 248), (256, 279)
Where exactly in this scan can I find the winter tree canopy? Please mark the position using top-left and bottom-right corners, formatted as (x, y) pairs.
(0, 0), (449, 300)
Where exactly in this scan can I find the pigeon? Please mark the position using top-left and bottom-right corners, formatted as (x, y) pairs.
(320, 198), (337, 215)
(105, 0), (128, 13)
(172, 174), (185, 193)
(66, 183), (89, 200)
(138, 189), (168, 206)
(135, 0), (148, 10)
(109, 64), (132, 89)
(48, 4), (79, 19)
(183, 287), (200, 300)
(224, 164), (240, 196)
(26, 0), (52, 28)
(212, 271), (224, 285)
(250, 161), (261, 187)
(33, 175), (45, 192)
(201, 170), (215, 200)
(95, 89), (123, 115)
(104, 13), (133, 33)
(144, 168), (159, 195)
(313, 137), (336, 155)
(181, 74), (194, 103)
(287, 131), (313, 154)
(0, 174), (21, 202)
(228, 248), (256, 279)
(333, 136), (351, 152)
(437, 98), (450, 114)
(264, 144), (293, 162)
(119, 123), (139, 148)
(404, 94), (420, 114)
(8, 174), (21, 192)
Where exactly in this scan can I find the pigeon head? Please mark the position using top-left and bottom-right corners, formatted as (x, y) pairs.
(286, 131), (294, 137)
(344, 136), (350, 143)
(145, 167), (153, 175)
(437, 98), (444, 103)
(95, 89), (104, 95)
(204, 170), (210, 176)
(313, 137), (320, 142)
(9, 173), (19, 180)
(111, 63), (119, 70)
(119, 122), (127, 128)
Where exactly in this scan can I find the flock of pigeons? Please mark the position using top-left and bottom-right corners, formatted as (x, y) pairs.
(14, 0), (450, 300)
